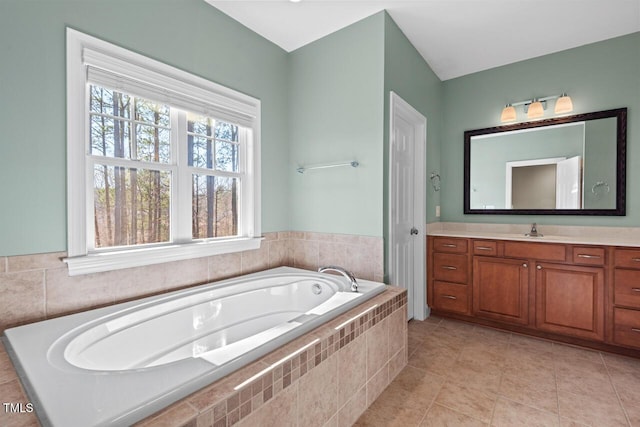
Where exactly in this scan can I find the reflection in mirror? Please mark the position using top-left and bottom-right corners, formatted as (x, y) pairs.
(464, 108), (626, 216)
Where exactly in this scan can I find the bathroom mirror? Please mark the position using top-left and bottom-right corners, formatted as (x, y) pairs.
(464, 108), (627, 215)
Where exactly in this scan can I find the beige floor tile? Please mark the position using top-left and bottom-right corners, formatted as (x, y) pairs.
(458, 344), (507, 367)
(609, 369), (640, 426)
(470, 325), (512, 343)
(503, 347), (556, 374)
(408, 342), (460, 376)
(551, 343), (603, 364)
(554, 358), (616, 398)
(491, 398), (560, 427)
(355, 366), (445, 426)
(390, 365), (445, 402)
(426, 327), (469, 352)
(559, 417), (590, 427)
(422, 315), (443, 325)
(445, 358), (503, 394)
(499, 367), (558, 413)
(509, 334), (554, 352)
(603, 353), (640, 376)
(408, 319), (438, 341)
(408, 335), (424, 358)
(557, 390), (628, 427)
(435, 382), (498, 424)
(420, 403), (487, 426)
(437, 319), (477, 337)
(362, 321), (639, 427)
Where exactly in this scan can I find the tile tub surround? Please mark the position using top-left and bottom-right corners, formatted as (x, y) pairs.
(0, 231), (384, 334)
(131, 288), (406, 427)
(0, 287), (405, 427)
(427, 222), (640, 247)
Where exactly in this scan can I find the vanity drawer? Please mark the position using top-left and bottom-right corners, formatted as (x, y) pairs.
(613, 307), (640, 349)
(572, 246), (606, 266)
(504, 241), (566, 262)
(432, 281), (469, 314)
(432, 237), (468, 254)
(473, 240), (497, 256)
(433, 253), (468, 283)
(614, 269), (640, 308)
(615, 249), (640, 269)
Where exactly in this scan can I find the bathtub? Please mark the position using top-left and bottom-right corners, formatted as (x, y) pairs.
(3, 266), (386, 427)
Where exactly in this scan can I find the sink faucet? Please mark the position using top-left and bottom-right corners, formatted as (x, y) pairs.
(526, 223), (543, 237)
(318, 266), (358, 292)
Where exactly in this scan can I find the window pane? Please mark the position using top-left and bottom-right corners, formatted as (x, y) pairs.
(136, 124), (171, 163)
(187, 113), (213, 137)
(90, 86), (131, 118)
(188, 135), (213, 168)
(90, 115), (131, 158)
(215, 140), (239, 172)
(135, 99), (170, 127)
(192, 175), (238, 239)
(94, 165), (171, 248)
(214, 121), (238, 142)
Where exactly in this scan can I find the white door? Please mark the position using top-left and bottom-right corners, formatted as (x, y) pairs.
(556, 156), (582, 208)
(389, 92), (426, 320)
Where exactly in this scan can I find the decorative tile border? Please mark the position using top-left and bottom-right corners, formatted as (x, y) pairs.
(136, 287), (407, 427)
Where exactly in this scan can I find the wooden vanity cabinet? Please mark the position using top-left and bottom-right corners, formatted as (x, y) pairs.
(535, 262), (604, 341)
(428, 237), (471, 315)
(426, 236), (640, 356)
(612, 248), (640, 349)
(473, 256), (529, 325)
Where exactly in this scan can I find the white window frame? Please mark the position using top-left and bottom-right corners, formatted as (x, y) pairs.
(65, 29), (261, 276)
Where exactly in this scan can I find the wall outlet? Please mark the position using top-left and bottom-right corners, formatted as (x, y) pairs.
(436, 205), (441, 217)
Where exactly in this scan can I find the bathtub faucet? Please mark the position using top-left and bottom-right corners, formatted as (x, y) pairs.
(318, 266), (358, 292)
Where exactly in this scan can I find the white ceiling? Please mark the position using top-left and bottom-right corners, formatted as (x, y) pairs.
(206, 0), (640, 81)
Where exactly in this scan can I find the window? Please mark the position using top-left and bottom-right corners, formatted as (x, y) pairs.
(65, 29), (261, 275)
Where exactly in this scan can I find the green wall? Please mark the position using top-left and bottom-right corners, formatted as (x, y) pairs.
(0, 0), (290, 256)
(383, 13), (443, 226)
(441, 32), (640, 226)
(2, 0), (638, 257)
(288, 12), (385, 237)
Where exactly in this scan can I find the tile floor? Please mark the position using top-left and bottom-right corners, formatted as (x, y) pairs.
(355, 316), (640, 427)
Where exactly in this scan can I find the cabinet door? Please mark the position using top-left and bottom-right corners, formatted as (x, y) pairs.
(473, 256), (529, 325)
(535, 263), (604, 341)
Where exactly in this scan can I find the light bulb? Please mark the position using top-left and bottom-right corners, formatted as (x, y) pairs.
(554, 94), (573, 114)
(527, 100), (544, 119)
(500, 105), (516, 122)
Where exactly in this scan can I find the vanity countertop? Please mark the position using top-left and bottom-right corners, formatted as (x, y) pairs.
(427, 223), (640, 248)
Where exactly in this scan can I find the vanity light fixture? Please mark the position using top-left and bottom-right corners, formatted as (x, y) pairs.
(500, 93), (573, 123)
(500, 104), (516, 122)
(554, 93), (573, 114)
(527, 99), (545, 119)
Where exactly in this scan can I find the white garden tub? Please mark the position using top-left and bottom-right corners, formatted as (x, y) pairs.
(3, 266), (386, 426)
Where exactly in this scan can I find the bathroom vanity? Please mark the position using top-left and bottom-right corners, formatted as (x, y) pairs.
(427, 233), (640, 356)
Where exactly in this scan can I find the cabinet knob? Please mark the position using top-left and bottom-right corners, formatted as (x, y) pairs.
(536, 265), (542, 270)
(522, 263), (528, 268)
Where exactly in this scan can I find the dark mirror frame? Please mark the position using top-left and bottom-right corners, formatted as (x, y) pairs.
(464, 108), (627, 216)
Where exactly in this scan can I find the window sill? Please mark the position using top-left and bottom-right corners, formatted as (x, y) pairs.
(64, 237), (263, 276)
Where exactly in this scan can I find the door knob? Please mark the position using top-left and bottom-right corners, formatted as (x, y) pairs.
(410, 227), (419, 235)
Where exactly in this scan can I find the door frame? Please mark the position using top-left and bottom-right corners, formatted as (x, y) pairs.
(388, 91), (427, 320)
